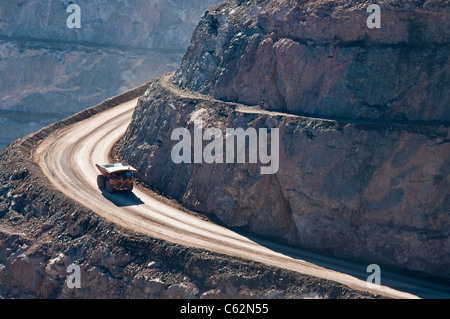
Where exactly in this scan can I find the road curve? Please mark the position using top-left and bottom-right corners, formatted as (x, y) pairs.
(32, 77), (449, 299)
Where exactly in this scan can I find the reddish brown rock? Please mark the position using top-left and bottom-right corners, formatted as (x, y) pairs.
(121, 1), (449, 280)
(120, 77), (449, 279)
(173, 0), (450, 122)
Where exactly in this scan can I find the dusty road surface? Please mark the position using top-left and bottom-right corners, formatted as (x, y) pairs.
(33, 76), (450, 299)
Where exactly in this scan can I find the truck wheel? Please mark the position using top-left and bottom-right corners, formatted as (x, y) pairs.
(105, 179), (115, 193)
(97, 175), (105, 188)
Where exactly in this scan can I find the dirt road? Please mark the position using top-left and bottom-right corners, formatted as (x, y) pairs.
(33, 75), (450, 299)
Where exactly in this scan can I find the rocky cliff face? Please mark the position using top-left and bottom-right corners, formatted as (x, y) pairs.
(0, 86), (375, 299)
(0, 0), (222, 151)
(120, 0), (450, 280)
(173, 0), (450, 122)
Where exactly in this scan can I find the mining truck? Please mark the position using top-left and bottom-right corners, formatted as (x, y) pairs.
(96, 162), (137, 193)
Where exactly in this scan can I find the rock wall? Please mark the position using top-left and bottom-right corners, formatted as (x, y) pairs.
(120, 76), (449, 281)
(0, 84), (376, 299)
(120, 0), (450, 281)
(0, 0), (222, 151)
(0, 0), (221, 50)
(173, 0), (450, 122)
(0, 40), (180, 114)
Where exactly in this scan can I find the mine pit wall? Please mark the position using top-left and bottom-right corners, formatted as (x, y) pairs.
(120, 78), (450, 281)
(0, 82), (380, 300)
(173, 0), (450, 123)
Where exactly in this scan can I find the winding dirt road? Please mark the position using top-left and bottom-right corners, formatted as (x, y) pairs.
(33, 74), (450, 299)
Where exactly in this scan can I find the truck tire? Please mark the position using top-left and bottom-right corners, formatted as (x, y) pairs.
(97, 175), (105, 188)
(105, 179), (115, 193)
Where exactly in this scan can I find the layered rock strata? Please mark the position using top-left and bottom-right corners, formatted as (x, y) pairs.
(120, 0), (450, 280)
(173, 0), (450, 122)
(120, 74), (449, 280)
(0, 0), (221, 51)
(0, 84), (376, 299)
(0, 0), (222, 151)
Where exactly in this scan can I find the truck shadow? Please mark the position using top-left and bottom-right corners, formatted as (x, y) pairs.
(99, 188), (144, 207)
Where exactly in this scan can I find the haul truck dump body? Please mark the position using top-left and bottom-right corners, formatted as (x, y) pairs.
(96, 163), (137, 193)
